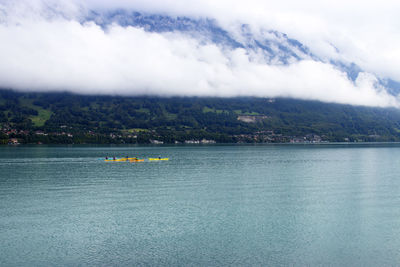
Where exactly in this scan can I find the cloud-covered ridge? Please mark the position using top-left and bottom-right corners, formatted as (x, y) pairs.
(0, 0), (399, 107)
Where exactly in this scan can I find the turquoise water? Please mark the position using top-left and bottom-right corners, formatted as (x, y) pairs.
(1, 144), (400, 266)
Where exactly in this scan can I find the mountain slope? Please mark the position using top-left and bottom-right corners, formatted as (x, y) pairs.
(1, 90), (400, 144)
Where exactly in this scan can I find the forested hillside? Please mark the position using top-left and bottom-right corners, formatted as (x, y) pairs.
(1, 90), (400, 144)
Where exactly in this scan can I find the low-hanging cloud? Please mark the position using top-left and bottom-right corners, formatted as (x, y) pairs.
(0, 0), (399, 107)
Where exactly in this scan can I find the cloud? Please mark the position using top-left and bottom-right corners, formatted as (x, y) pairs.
(82, 0), (400, 81)
(0, 0), (399, 107)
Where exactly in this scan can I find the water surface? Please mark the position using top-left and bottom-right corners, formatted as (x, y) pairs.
(1, 144), (400, 266)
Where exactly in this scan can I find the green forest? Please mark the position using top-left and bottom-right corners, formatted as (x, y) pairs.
(1, 89), (400, 144)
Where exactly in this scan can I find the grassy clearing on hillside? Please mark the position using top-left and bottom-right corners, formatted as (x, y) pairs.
(30, 109), (52, 127)
(19, 98), (53, 127)
(202, 107), (227, 114)
(234, 110), (261, 115)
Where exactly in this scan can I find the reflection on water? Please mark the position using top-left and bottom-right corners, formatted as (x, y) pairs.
(1, 144), (400, 266)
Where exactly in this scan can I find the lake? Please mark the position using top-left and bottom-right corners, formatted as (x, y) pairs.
(1, 144), (400, 266)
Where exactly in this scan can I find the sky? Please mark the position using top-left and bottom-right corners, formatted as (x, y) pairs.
(0, 0), (399, 107)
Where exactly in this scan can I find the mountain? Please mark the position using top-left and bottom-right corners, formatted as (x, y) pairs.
(1, 90), (400, 144)
(87, 10), (314, 64)
(85, 10), (399, 93)
(2, 10), (400, 144)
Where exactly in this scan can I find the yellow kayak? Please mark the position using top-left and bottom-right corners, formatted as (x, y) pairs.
(130, 159), (144, 162)
(148, 158), (169, 161)
(105, 157), (139, 162)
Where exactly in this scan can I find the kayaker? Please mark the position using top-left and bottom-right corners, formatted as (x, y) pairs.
(113, 156), (116, 160)
(106, 156), (108, 160)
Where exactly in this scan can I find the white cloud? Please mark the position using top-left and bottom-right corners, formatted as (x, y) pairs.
(0, 0), (399, 107)
(81, 0), (400, 81)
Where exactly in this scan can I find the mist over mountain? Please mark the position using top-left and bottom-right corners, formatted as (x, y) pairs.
(89, 10), (400, 89)
(0, 0), (400, 107)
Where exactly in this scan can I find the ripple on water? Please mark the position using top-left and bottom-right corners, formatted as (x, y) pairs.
(2, 144), (400, 266)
